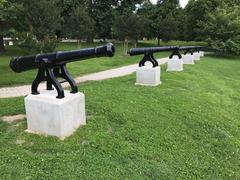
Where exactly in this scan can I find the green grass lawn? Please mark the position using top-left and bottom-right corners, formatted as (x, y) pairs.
(0, 40), (206, 87)
(0, 55), (240, 179)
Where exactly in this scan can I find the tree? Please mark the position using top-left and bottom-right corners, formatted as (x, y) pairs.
(158, 16), (179, 42)
(151, 0), (181, 45)
(184, 0), (240, 41)
(13, 0), (61, 53)
(0, 0), (21, 52)
(114, 12), (147, 54)
(114, 0), (144, 13)
(64, 5), (95, 47)
(175, 8), (186, 40)
(0, 1), (6, 52)
(184, 0), (221, 40)
(0, 0), (4, 52)
(19, 0), (60, 40)
(0, 0), (14, 52)
(157, 0), (180, 13)
(137, 1), (156, 39)
(199, 4), (240, 55)
(88, 0), (114, 41)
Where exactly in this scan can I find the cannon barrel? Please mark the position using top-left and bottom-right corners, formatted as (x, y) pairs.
(10, 43), (115, 73)
(128, 46), (179, 56)
(179, 46), (205, 55)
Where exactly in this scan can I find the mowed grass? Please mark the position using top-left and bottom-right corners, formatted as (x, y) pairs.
(0, 55), (240, 179)
(0, 41), (171, 87)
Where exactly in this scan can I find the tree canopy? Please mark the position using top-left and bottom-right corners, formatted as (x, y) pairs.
(199, 4), (240, 55)
(0, 0), (239, 55)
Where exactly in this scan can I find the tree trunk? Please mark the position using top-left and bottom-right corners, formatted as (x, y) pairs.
(126, 40), (128, 55)
(157, 37), (160, 46)
(0, 35), (5, 53)
(123, 40), (126, 55)
(87, 36), (94, 43)
(77, 39), (81, 48)
(135, 39), (138, 48)
(123, 39), (128, 56)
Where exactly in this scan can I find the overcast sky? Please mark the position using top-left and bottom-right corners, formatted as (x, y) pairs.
(151, 0), (189, 8)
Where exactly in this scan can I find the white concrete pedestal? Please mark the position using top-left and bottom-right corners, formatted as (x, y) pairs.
(200, 51), (204, 57)
(136, 66), (161, 86)
(167, 57), (183, 71)
(25, 90), (86, 139)
(9, 41), (13, 46)
(182, 54), (194, 64)
(193, 52), (201, 61)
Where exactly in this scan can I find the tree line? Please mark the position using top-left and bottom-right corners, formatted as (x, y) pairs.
(0, 0), (239, 55)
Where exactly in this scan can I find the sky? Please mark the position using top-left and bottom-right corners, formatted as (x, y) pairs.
(151, 0), (189, 8)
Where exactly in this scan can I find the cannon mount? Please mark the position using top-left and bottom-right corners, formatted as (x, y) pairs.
(139, 53), (159, 67)
(32, 58), (77, 99)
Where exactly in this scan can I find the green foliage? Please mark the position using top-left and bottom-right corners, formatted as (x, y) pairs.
(16, 0), (61, 41)
(157, 0), (181, 16)
(2, 0), (239, 54)
(0, 0), (9, 52)
(158, 16), (179, 42)
(89, 0), (114, 40)
(0, 0), (206, 51)
(184, 0), (239, 41)
(149, 0), (181, 44)
(16, 32), (58, 54)
(114, 13), (148, 41)
(113, 12), (149, 54)
(60, 0), (146, 40)
(199, 5), (240, 55)
(8, 0), (61, 53)
(15, 32), (38, 55)
(0, 0), (5, 8)
(184, 0), (220, 40)
(64, 5), (95, 43)
(114, 0), (144, 13)
(37, 35), (59, 53)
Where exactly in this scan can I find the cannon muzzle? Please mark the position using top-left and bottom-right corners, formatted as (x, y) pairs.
(10, 55), (38, 73)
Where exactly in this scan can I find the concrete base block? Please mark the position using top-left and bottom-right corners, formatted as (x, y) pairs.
(200, 51), (204, 57)
(25, 90), (86, 139)
(136, 66), (161, 86)
(167, 57), (183, 71)
(182, 54), (195, 64)
(193, 52), (201, 61)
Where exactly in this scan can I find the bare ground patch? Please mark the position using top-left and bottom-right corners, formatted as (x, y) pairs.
(1, 114), (26, 123)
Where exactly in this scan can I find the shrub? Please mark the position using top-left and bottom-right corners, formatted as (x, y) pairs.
(16, 32), (58, 55)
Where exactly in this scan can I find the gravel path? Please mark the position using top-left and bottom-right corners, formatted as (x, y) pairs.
(0, 57), (169, 98)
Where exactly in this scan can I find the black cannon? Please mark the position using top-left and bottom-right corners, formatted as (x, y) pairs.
(128, 46), (181, 67)
(179, 46), (204, 55)
(10, 43), (115, 98)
